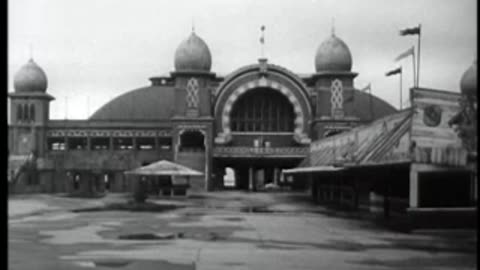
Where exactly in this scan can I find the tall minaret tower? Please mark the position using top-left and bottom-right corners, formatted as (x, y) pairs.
(8, 58), (54, 158)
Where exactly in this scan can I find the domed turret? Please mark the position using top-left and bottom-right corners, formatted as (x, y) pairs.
(174, 32), (212, 72)
(460, 60), (477, 97)
(13, 58), (48, 93)
(315, 33), (352, 72)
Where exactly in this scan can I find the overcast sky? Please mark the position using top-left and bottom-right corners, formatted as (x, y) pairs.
(8, 0), (477, 120)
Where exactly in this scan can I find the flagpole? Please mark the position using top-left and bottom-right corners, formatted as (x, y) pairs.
(412, 49), (417, 88)
(400, 68), (403, 110)
(416, 23), (421, 87)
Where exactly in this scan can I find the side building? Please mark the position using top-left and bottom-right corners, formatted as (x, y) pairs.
(286, 61), (477, 229)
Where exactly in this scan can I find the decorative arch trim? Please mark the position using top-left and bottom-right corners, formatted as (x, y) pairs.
(215, 77), (311, 144)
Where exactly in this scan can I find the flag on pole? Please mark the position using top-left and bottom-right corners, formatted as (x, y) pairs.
(386, 67), (402, 76)
(399, 26), (420, 36)
(394, 46), (414, 62)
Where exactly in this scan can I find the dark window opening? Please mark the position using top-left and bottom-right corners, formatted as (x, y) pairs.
(419, 171), (473, 207)
(27, 173), (39, 185)
(231, 88), (295, 132)
(23, 104), (29, 121)
(91, 137), (110, 150)
(158, 137), (172, 150)
(67, 137), (88, 150)
(113, 137), (134, 150)
(179, 131), (205, 152)
(17, 104), (23, 122)
(29, 104), (35, 122)
(48, 137), (66, 151)
(137, 137), (155, 150)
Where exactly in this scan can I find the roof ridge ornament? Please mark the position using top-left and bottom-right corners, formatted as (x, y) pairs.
(258, 57), (268, 76)
(28, 43), (34, 61)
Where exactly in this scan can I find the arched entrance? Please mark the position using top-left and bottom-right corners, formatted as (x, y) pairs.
(212, 62), (312, 190)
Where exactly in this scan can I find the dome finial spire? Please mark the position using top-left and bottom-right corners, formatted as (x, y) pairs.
(331, 17), (335, 36)
(191, 17), (195, 33)
(28, 43), (33, 60)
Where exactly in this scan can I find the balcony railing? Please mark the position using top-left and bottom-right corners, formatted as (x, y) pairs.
(213, 146), (308, 158)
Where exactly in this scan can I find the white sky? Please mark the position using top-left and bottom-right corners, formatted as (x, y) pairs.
(8, 0), (477, 120)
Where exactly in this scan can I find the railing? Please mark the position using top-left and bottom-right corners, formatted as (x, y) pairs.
(213, 146), (308, 157)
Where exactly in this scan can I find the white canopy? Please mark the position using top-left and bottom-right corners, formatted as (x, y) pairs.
(124, 160), (203, 176)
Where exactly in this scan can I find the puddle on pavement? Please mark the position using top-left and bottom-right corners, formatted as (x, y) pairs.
(94, 260), (131, 268)
(72, 202), (183, 213)
(239, 206), (281, 213)
(118, 233), (180, 240)
(218, 217), (244, 222)
(117, 231), (227, 241)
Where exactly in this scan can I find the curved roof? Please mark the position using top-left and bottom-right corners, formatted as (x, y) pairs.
(89, 85), (175, 121)
(315, 35), (352, 72)
(349, 90), (397, 120)
(14, 58), (48, 93)
(174, 32), (212, 72)
(314, 88), (396, 121)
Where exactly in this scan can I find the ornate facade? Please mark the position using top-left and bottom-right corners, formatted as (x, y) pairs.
(8, 29), (398, 193)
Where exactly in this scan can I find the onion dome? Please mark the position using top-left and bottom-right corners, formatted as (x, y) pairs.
(460, 60), (477, 97)
(13, 58), (48, 93)
(174, 32), (212, 72)
(315, 33), (352, 72)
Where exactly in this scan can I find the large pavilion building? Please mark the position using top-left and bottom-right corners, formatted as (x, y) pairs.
(8, 29), (398, 194)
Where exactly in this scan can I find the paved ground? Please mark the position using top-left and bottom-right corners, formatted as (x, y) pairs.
(9, 192), (477, 270)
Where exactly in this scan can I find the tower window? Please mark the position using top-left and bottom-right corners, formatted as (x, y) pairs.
(17, 104), (23, 121)
(23, 104), (29, 121)
(29, 104), (35, 122)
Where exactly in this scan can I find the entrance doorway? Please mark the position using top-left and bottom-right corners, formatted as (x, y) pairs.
(214, 158), (302, 190)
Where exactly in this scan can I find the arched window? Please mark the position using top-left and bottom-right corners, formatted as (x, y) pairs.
(29, 104), (35, 122)
(17, 104), (23, 121)
(23, 104), (29, 121)
(179, 130), (205, 152)
(230, 88), (295, 132)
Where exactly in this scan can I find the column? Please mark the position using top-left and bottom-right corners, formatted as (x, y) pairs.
(109, 136), (114, 151)
(154, 136), (159, 150)
(409, 167), (419, 208)
(132, 137), (137, 151)
(248, 166), (254, 191)
(86, 136), (91, 151)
